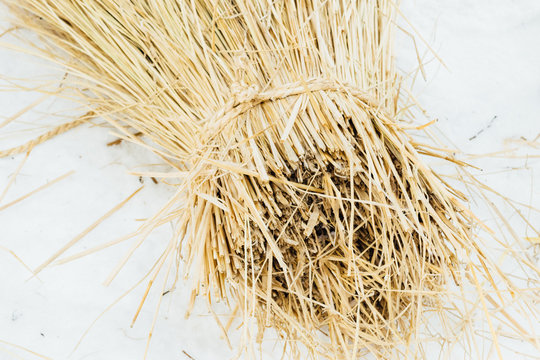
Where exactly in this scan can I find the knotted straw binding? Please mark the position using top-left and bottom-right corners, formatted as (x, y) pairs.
(200, 77), (386, 143)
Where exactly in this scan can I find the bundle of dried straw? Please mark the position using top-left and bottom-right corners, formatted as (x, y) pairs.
(1, 1), (538, 359)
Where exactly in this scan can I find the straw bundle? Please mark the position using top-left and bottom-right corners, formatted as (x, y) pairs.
(1, 1), (537, 359)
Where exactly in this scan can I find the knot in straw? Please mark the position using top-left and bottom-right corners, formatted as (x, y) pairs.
(230, 81), (261, 104)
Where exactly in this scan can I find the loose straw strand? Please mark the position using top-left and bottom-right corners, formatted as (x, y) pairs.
(0, 111), (94, 158)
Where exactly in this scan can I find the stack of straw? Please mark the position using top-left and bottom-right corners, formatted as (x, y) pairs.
(1, 1), (537, 359)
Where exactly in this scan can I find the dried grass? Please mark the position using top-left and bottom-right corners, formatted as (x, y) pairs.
(1, 1), (538, 359)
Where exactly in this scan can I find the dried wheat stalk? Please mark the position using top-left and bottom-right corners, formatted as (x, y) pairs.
(1, 1), (538, 359)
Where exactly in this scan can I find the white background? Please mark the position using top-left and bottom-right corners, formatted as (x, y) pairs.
(1, 1), (539, 359)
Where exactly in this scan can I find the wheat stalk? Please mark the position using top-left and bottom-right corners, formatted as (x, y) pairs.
(1, 1), (538, 359)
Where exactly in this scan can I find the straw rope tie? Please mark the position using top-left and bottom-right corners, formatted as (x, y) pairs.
(204, 77), (383, 138)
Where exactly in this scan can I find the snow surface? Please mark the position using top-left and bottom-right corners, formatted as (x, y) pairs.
(0, 2), (539, 359)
